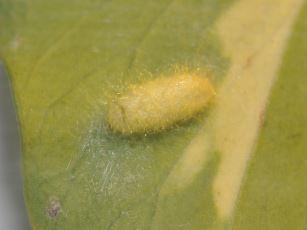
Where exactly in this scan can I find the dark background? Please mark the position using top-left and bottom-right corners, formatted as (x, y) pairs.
(0, 63), (31, 230)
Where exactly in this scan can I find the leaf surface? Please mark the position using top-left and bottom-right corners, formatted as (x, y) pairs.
(0, 0), (306, 229)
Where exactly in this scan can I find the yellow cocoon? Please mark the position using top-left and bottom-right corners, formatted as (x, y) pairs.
(107, 74), (215, 134)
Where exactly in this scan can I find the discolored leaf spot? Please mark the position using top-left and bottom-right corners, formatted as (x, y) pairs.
(46, 196), (61, 220)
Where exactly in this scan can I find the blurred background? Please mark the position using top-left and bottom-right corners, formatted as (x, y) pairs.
(0, 64), (31, 230)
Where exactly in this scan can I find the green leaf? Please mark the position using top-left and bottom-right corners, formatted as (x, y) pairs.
(0, 0), (306, 229)
(231, 5), (307, 229)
